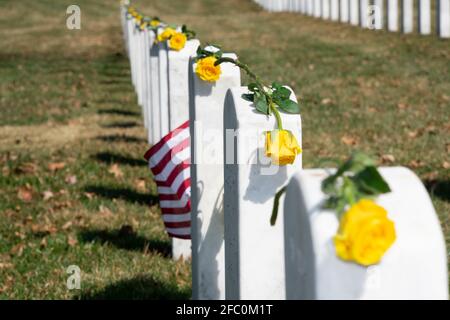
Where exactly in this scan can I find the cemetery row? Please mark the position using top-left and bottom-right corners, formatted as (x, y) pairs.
(254, 0), (450, 38)
(120, 1), (448, 300)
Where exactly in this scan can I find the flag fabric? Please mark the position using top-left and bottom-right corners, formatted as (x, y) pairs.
(144, 121), (191, 239)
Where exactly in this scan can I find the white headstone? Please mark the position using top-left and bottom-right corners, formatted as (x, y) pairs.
(307, 0), (314, 15)
(223, 86), (302, 300)
(149, 38), (161, 145)
(387, 0), (399, 32)
(330, 0), (339, 21)
(190, 53), (241, 300)
(360, 0), (369, 28)
(159, 42), (170, 138)
(349, 0), (359, 25)
(137, 29), (144, 106)
(314, 0), (321, 17)
(373, 0), (383, 30)
(438, 0), (450, 38)
(340, 0), (350, 23)
(284, 167), (448, 300)
(418, 0), (431, 35)
(142, 28), (150, 129)
(168, 40), (200, 131)
(322, 0), (330, 19)
(401, 0), (414, 33)
(166, 39), (201, 261)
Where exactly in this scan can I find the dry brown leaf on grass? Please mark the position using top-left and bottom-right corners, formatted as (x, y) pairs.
(31, 224), (57, 235)
(98, 205), (113, 218)
(62, 221), (73, 230)
(15, 162), (38, 175)
(17, 185), (34, 202)
(321, 98), (332, 105)
(135, 178), (146, 192)
(42, 190), (54, 201)
(47, 162), (66, 172)
(443, 161), (450, 170)
(108, 164), (123, 179)
(84, 192), (95, 200)
(67, 235), (78, 247)
(40, 237), (47, 248)
(10, 243), (25, 257)
(409, 160), (425, 169)
(65, 175), (77, 185)
(380, 154), (396, 164)
(341, 135), (359, 146)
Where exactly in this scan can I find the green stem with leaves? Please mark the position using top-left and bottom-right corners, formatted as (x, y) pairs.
(215, 57), (283, 130)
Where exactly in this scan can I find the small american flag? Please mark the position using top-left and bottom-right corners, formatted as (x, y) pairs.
(144, 121), (191, 239)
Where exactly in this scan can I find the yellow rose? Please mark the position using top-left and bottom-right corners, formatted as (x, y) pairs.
(195, 56), (222, 82)
(150, 19), (160, 27)
(157, 27), (176, 42)
(334, 199), (396, 266)
(265, 129), (302, 165)
(139, 22), (147, 31)
(169, 32), (187, 51)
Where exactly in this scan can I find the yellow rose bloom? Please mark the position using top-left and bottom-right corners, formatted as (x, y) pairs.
(139, 22), (147, 31)
(157, 27), (176, 42)
(265, 129), (302, 165)
(169, 32), (187, 51)
(195, 56), (222, 82)
(150, 19), (160, 27)
(334, 199), (396, 266)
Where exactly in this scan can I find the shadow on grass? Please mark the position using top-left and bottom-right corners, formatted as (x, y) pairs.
(76, 275), (190, 300)
(78, 226), (170, 257)
(98, 109), (140, 117)
(93, 152), (147, 167)
(84, 185), (158, 206)
(424, 179), (450, 203)
(96, 134), (146, 143)
(101, 121), (138, 129)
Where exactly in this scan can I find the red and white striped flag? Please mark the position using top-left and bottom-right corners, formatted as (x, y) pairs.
(144, 121), (191, 239)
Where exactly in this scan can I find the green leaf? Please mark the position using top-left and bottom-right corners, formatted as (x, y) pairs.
(247, 83), (259, 92)
(254, 92), (269, 115)
(270, 186), (287, 226)
(273, 86), (291, 100)
(276, 99), (300, 114)
(241, 93), (254, 102)
(271, 82), (282, 90)
(353, 166), (391, 195)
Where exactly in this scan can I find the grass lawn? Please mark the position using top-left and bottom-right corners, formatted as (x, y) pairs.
(0, 0), (449, 299)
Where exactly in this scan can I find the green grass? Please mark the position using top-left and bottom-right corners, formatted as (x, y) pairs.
(0, 0), (449, 298)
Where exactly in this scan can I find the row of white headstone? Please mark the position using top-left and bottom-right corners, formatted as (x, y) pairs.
(254, 0), (450, 38)
(120, 6), (448, 299)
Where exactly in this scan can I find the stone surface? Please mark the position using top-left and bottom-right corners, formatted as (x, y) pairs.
(142, 28), (150, 129)
(374, 0), (383, 29)
(166, 39), (201, 261)
(168, 39), (200, 131)
(284, 167), (448, 300)
(360, 0), (369, 28)
(330, 0), (339, 21)
(438, 0), (450, 38)
(189, 53), (241, 300)
(387, 0), (399, 31)
(159, 42), (170, 138)
(149, 35), (161, 145)
(223, 86), (302, 300)
(402, 0), (413, 33)
(340, 0), (350, 22)
(418, 0), (431, 35)
(350, 0), (359, 25)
